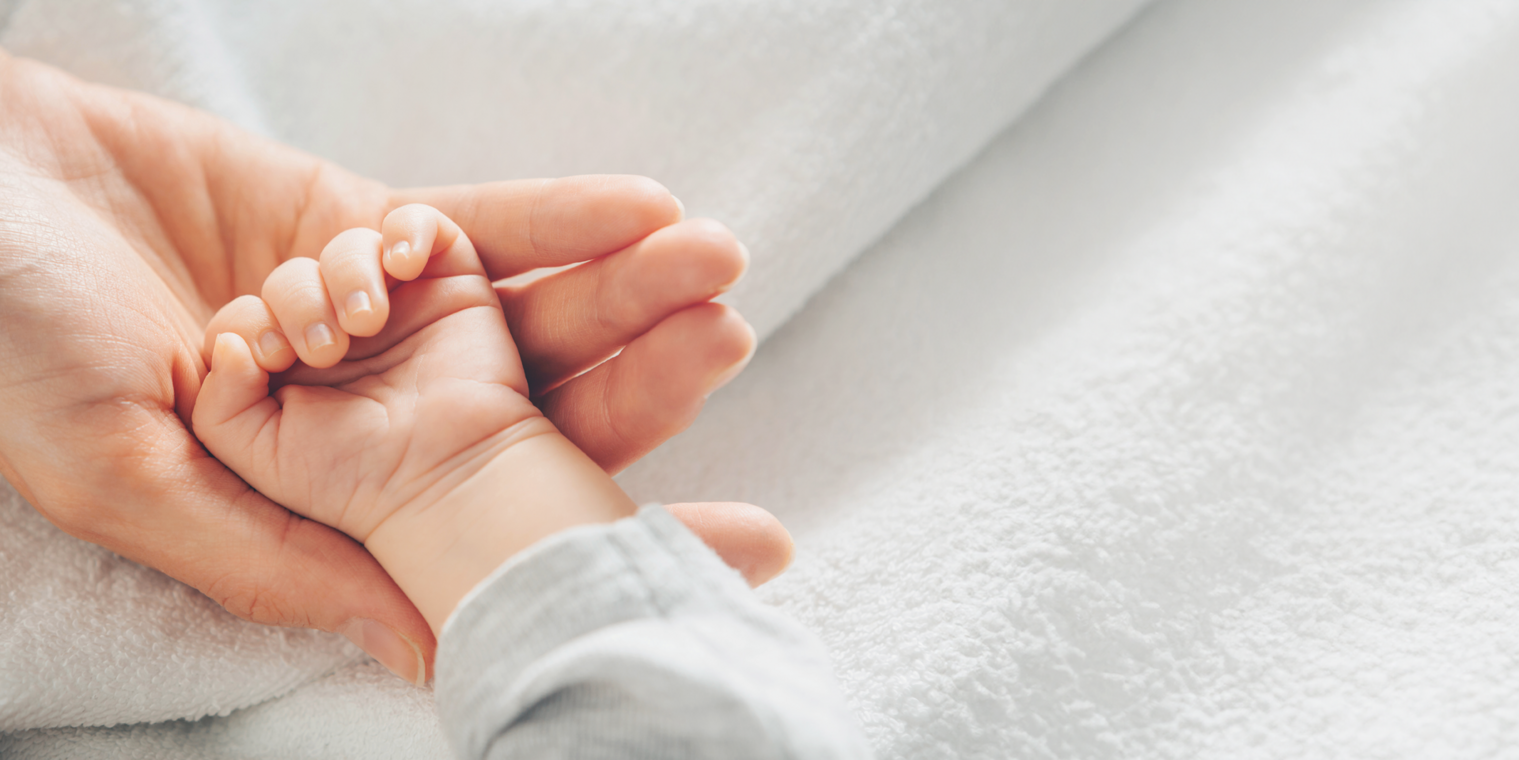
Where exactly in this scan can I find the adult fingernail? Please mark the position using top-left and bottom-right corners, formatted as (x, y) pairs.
(339, 618), (426, 687)
(345, 290), (373, 320)
(257, 330), (286, 360)
(305, 323), (336, 351)
(705, 321), (757, 397)
(727, 241), (751, 286)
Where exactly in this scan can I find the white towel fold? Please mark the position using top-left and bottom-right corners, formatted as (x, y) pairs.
(0, 0), (1143, 740)
(10, 0), (1519, 756)
(622, 0), (1519, 756)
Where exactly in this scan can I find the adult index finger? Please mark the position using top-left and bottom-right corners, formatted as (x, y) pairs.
(389, 175), (683, 280)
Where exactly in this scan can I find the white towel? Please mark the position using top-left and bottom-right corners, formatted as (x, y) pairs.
(0, 484), (363, 731)
(0, 0), (1142, 742)
(12, 0), (1519, 756)
(0, 0), (1144, 341)
(620, 0), (1519, 756)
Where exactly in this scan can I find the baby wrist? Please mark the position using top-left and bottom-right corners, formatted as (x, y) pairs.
(365, 429), (637, 635)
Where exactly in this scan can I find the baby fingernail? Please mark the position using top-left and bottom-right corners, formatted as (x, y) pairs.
(386, 240), (412, 268)
(305, 322), (336, 351)
(345, 290), (373, 320)
(339, 618), (426, 687)
(211, 333), (233, 367)
(673, 196), (686, 220)
(257, 330), (286, 359)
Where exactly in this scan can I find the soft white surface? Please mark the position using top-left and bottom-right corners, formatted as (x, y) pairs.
(0, 0), (1143, 341)
(0, 0), (1141, 743)
(8, 0), (1519, 757)
(621, 0), (1519, 755)
(1, 661), (448, 760)
(0, 485), (363, 731)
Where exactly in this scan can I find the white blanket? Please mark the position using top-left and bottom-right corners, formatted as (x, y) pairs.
(0, 0), (1142, 754)
(8, 0), (1519, 756)
(622, 0), (1519, 755)
(0, 0), (1142, 341)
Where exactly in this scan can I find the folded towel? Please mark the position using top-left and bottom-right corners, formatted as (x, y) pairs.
(0, 0), (1143, 738)
(620, 0), (1519, 755)
(0, 480), (363, 731)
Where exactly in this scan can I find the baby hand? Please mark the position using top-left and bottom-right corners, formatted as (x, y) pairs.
(192, 204), (553, 543)
(192, 204), (786, 633)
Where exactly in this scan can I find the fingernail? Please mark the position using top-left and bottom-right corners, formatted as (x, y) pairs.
(339, 618), (426, 687)
(673, 196), (686, 221)
(257, 330), (286, 360)
(705, 321), (757, 397)
(344, 290), (373, 320)
(211, 333), (234, 368)
(305, 322), (336, 351)
(385, 240), (412, 269)
(736, 241), (750, 267)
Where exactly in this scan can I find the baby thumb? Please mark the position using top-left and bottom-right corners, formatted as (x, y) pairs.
(192, 332), (275, 450)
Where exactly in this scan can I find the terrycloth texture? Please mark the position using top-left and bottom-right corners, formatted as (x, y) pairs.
(0, 0), (1141, 737)
(617, 0), (1519, 756)
(0, 481), (364, 731)
(0, 660), (447, 760)
(9, 0), (1519, 757)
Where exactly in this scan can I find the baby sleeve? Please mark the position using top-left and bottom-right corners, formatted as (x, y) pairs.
(434, 504), (872, 760)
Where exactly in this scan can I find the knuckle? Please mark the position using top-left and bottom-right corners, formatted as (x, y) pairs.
(262, 257), (320, 299)
(321, 228), (382, 263)
(391, 202), (436, 217)
(384, 203), (438, 233)
(224, 295), (273, 328)
(226, 293), (270, 313)
(264, 268), (331, 309)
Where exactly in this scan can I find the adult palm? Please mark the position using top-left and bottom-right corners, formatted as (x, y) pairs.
(0, 53), (782, 684)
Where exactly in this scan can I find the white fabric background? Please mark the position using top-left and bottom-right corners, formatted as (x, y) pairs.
(0, 0), (1143, 341)
(620, 0), (1519, 755)
(0, 0), (1142, 752)
(8, 0), (1519, 757)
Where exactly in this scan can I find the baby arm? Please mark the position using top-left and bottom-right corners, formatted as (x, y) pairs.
(192, 203), (636, 632)
(192, 205), (869, 758)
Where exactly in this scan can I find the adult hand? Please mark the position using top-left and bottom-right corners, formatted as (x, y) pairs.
(0, 53), (789, 685)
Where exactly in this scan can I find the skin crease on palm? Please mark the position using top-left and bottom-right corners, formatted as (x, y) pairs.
(0, 51), (792, 685)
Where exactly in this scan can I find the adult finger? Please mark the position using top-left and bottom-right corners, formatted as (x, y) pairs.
(30, 405), (435, 685)
(663, 502), (794, 587)
(500, 218), (748, 393)
(390, 175), (683, 280)
(535, 302), (755, 474)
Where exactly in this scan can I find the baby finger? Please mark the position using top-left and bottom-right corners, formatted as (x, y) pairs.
(204, 295), (297, 373)
(320, 228), (390, 338)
